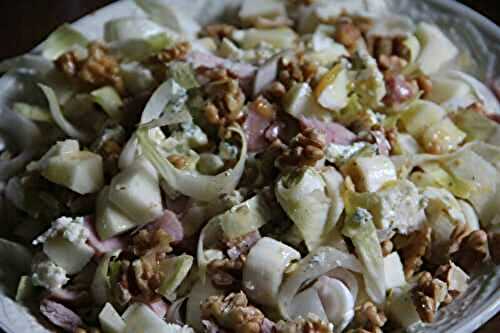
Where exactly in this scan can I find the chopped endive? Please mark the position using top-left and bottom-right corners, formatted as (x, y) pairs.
(233, 28), (297, 49)
(157, 254), (194, 301)
(135, 0), (200, 39)
(13, 103), (52, 123)
(413, 162), (475, 199)
(283, 82), (331, 120)
(42, 24), (88, 60)
(218, 194), (271, 239)
(314, 63), (350, 111)
(452, 107), (499, 143)
(342, 208), (386, 304)
(387, 286), (421, 328)
(123, 303), (194, 333)
(38, 84), (93, 143)
(168, 62), (200, 90)
(137, 125), (247, 202)
(99, 303), (126, 333)
(276, 167), (332, 251)
(401, 35), (421, 63)
(278, 246), (362, 319)
(91, 86), (124, 120)
(415, 22), (458, 75)
(242, 237), (300, 307)
(104, 17), (171, 43)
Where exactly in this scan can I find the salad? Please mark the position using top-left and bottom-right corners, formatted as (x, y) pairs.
(0, 0), (499, 332)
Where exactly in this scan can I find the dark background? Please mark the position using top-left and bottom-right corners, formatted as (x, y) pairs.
(0, 1), (498, 332)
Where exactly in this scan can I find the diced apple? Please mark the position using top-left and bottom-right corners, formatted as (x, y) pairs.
(234, 28), (297, 49)
(96, 187), (137, 240)
(123, 303), (184, 333)
(239, 0), (286, 23)
(108, 161), (163, 224)
(401, 100), (446, 137)
(43, 237), (94, 274)
(345, 156), (397, 192)
(99, 303), (126, 333)
(42, 151), (104, 195)
(384, 252), (406, 290)
(420, 118), (466, 154)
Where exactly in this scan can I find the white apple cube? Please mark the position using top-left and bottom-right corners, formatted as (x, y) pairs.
(99, 303), (126, 333)
(42, 151), (104, 195)
(384, 252), (406, 290)
(346, 155), (397, 192)
(108, 162), (163, 224)
(96, 187), (137, 240)
(239, 0), (286, 22)
(43, 237), (94, 274)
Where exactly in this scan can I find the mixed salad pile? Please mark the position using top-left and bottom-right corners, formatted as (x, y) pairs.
(0, 0), (499, 332)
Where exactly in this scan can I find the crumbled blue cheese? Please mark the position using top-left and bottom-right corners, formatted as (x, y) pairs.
(352, 207), (373, 226)
(33, 216), (88, 246)
(325, 142), (369, 164)
(219, 142), (239, 161)
(353, 51), (386, 108)
(180, 123), (208, 148)
(31, 257), (68, 290)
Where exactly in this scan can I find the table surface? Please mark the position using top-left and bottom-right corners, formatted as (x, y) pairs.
(0, 0), (498, 332)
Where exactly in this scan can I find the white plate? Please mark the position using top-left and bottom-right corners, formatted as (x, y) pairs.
(0, 1), (498, 332)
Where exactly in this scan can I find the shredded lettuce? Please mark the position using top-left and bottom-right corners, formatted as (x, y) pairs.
(137, 125), (247, 202)
(342, 207), (386, 304)
(42, 24), (88, 60)
(38, 84), (92, 142)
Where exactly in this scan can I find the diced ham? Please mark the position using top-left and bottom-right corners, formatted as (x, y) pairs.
(40, 299), (84, 332)
(146, 210), (184, 243)
(165, 195), (191, 214)
(84, 217), (126, 256)
(47, 288), (89, 306)
(243, 104), (274, 152)
(187, 51), (256, 79)
(261, 318), (275, 333)
(147, 298), (169, 319)
(300, 116), (356, 145)
(371, 130), (391, 156)
(383, 74), (416, 106)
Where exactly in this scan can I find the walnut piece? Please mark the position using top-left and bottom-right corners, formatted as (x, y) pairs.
(334, 18), (362, 50)
(278, 55), (318, 90)
(207, 258), (244, 289)
(397, 225), (431, 279)
(411, 272), (449, 323)
(56, 42), (125, 94)
(201, 292), (265, 333)
(488, 231), (500, 264)
(202, 75), (246, 128)
(352, 302), (387, 333)
(202, 23), (236, 40)
(275, 314), (333, 333)
(449, 226), (489, 273)
(277, 128), (326, 168)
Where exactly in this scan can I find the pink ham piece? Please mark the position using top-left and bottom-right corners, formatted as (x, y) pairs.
(300, 116), (356, 145)
(40, 299), (84, 332)
(187, 51), (256, 79)
(147, 298), (169, 319)
(47, 288), (89, 306)
(146, 210), (184, 243)
(383, 74), (416, 106)
(243, 103), (274, 152)
(83, 217), (126, 256)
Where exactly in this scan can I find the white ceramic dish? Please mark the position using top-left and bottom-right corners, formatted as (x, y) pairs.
(0, 1), (498, 332)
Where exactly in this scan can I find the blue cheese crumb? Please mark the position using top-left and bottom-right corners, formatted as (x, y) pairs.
(31, 257), (68, 290)
(33, 216), (88, 246)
